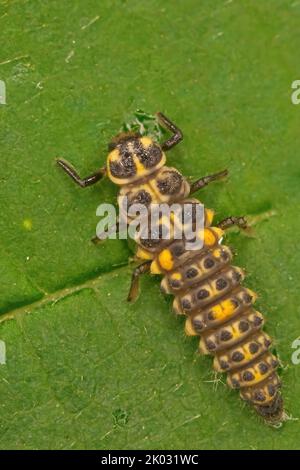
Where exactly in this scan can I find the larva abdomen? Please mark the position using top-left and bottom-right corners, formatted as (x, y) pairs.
(148, 217), (283, 423)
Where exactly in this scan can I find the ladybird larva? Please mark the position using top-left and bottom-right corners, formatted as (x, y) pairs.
(57, 112), (284, 424)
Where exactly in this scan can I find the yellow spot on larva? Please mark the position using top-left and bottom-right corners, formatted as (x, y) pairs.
(150, 260), (162, 274)
(205, 209), (214, 226)
(136, 247), (154, 260)
(140, 136), (152, 148)
(158, 249), (174, 271)
(133, 155), (146, 176)
(108, 148), (120, 162)
(211, 304), (223, 318)
(185, 318), (197, 336)
(213, 248), (221, 258)
(23, 219), (32, 231)
(204, 228), (216, 246)
(171, 272), (182, 280)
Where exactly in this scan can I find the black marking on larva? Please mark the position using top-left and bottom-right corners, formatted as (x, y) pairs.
(239, 320), (250, 333)
(206, 340), (216, 351)
(243, 371), (254, 382)
(173, 245), (185, 257)
(254, 315), (263, 326)
(193, 319), (204, 332)
(128, 189), (152, 207)
(181, 299), (192, 310)
(220, 330), (232, 341)
(110, 156), (136, 178)
(170, 279), (180, 288)
(233, 270), (242, 282)
(271, 359), (279, 368)
(216, 278), (228, 290)
(207, 311), (214, 321)
(186, 267), (198, 278)
(249, 342), (259, 354)
(204, 257), (215, 269)
(197, 288), (210, 300)
(254, 391), (266, 402)
(231, 378), (240, 388)
(157, 170), (183, 195)
(232, 351), (244, 362)
(268, 384), (276, 397)
(220, 360), (229, 370)
(264, 338), (272, 348)
(243, 293), (253, 303)
(220, 249), (230, 261)
(134, 140), (162, 168)
(259, 363), (269, 374)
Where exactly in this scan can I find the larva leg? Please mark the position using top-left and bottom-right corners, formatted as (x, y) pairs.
(127, 261), (152, 302)
(156, 112), (183, 151)
(56, 158), (106, 187)
(217, 216), (248, 231)
(190, 169), (228, 194)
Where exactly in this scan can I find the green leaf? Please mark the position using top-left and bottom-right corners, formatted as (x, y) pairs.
(0, 0), (300, 450)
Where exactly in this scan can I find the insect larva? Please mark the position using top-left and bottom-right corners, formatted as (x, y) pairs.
(57, 112), (284, 424)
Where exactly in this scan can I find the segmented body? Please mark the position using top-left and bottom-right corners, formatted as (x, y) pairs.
(58, 117), (284, 424)
(108, 134), (283, 423)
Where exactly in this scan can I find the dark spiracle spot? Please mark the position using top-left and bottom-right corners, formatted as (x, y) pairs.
(243, 293), (253, 304)
(220, 360), (229, 370)
(206, 339), (216, 351)
(268, 384), (276, 397)
(264, 338), (272, 348)
(243, 371), (254, 382)
(193, 319), (204, 331)
(253, 315), (263, 327)
(220, 330), (232, 341)
(254, 391), (266, 402)
(220, 250), (229, 261)
(231, 378), (240, 389)
(232, 351), (244, 362)
(271, 359), (279, 368)
(170, 279), (180, 288)
(233, 270), (242, 282)
(216, 278), (228, 290)
(249, 342), (259, 354)
(186, 267), (198, 279)
(239, 320), (249, 333)
(204, 257), (215, 269)
(173, 245), (185, 257)
(259, 363), (269, 374)
(207, 311), (214, 321)
(157, 170), (183, 195)
(181, 299), (192, 310)
(231, 299), (239, 308)
(197, 289), (210, 300)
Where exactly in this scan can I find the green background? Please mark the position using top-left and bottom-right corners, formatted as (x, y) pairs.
(0, 0), (300, 450)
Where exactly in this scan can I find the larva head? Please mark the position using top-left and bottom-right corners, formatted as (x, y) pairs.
(107, 133), (166, 185)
